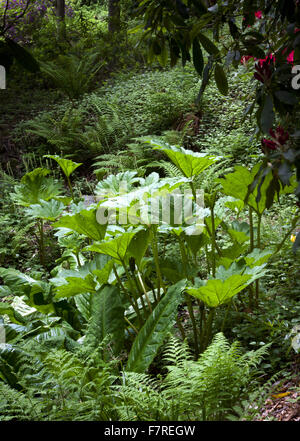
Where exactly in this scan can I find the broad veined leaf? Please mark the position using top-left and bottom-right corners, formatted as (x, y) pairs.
(227, 221), (250, 244)
(186, 274), (252, 308)
(52, 255), (113, 300)
(223, 196), (245, 213)
(54, 273), (96, 300)
(243, 248), (273, 267)
(218, 164), (276, 215)
(142, 139), (220, 178)
(74, 293), (92, 322)
(95, 171), (141, 198)
(0, 268), (55, 314)
(127, 228), (150, 267)
(97, 172), (190, 226)
(54, 207), (107, 241)
(86, 285), (125, 355)
(44, 155), (82, 178)
(12, 168), (63, 207)
(85, 229), (142, 263)
(126, 280), (186, 373)
(25, 199), (64, 221)
(184, 232), (210, 257)
(186, 261), (267, 308)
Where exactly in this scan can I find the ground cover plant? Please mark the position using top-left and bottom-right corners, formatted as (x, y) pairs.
(0, 0), (300, 423)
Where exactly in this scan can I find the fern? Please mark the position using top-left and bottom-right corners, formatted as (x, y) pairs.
(41, 52), (104, 99)
(117, 333), (270, 421)
(0, 341), (118, 421)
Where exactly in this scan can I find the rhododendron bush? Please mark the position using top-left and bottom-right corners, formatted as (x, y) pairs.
(132, 1), (300, 226)
(0, 0), (74, 42)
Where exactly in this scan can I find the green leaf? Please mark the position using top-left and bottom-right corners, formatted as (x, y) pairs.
(12, 168), (63, 207)
(87, 285), (125, 355)
(86, 231), (139, 263)
(144, 139), (220, 178)
(184, 232), (210, 256)
(187, 261), (268, 308)
(127, 228), (150, 267)
(187, 274), (251, 307)
(126, 280), (185, 372)
(244, 248), (273, 267)
(214, 63), (229, 96)
(227, 221), (250, 244)
(218, 164), (276, 215)
(274, 91), (298, 105)
(44, 155), (82, 178)
(52, 255), (113, 300)
(54, 207), (107, 241)
(0, 303), (25, 325)
(54, 273), (96, 300)
(193, 39), (204, 76)
(95, 171), (141, 197)
(260, 95), (274, 134)
(198, 33), (219, 55)
(25, 199), (64, 221)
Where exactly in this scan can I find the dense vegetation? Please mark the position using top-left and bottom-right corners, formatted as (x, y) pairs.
(0, 0), (300, 422)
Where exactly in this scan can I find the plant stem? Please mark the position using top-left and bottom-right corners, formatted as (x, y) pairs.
(150, 226), (165, 297)
(210, 194), (217, 278)
(137, 271), (153, 313)
(38, 219), (45, 267)
(185, 293), (200, 358)
(203, 307), (215, 351)
(176, 316), (186, 341)
(255, 213), (262, 307)
(221, 301), (231, 333)
(249, 207), (254, 252)
(273, 212), (300, 256)
(67, 176), (74, 199)
(112, 264), (141, 323)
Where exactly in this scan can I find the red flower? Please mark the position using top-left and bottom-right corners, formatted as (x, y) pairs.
(255, 10), (262, 19)
(261, 127), (289, 153)
(261, 138), (276, 150)
(254, 56), (273, 83)
(241, 55), (253, 64)
(287, 50), (294, 64)
(269, 126), (289, 145)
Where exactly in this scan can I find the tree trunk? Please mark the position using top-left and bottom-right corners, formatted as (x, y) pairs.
(108, 0), (120, 33)
(56, 0), (66, 40)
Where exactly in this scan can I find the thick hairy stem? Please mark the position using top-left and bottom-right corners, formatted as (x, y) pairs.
(185, 293), (200, 358)
(150, 227), (165, 297)
(137, 271), (152, 313)
(120, 259), (144, 324)
(210, 193), (218, 278)
(112, 264), (141, 323)
(203, 307), (215, 351)
(67, 176), (74, 200)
